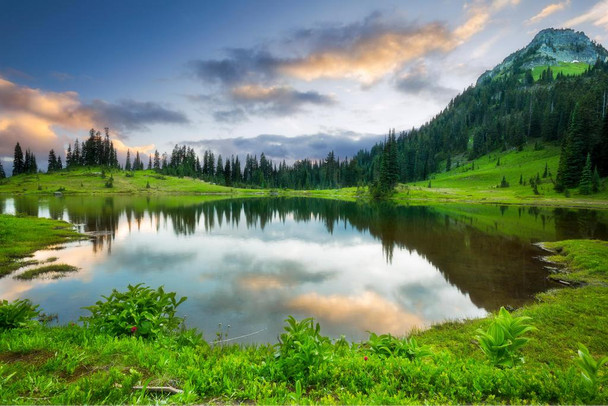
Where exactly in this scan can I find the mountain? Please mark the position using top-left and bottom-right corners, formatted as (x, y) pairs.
(478, 28), (608, 84)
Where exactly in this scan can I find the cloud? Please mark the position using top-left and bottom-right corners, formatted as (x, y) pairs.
(188, 48), (281, 86)
(287, 291), (424, 335)
(564, 0), (608, 30)
(181, 131), (385, 162)
(189, 84), (335, 122)
(230, 84), (335, 115)
(85, 99), (189, 132)
(394, 63), (457, 98)
(454, 0), (520, 43)
(0, 76), (187, 170)
(527, 1), (570, 25)
(279, 23), (453, 85)
(213, 108), (248, 124)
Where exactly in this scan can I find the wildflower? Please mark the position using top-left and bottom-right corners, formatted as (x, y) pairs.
(130, 326), (137, 333)
(364, 356), (368, 361)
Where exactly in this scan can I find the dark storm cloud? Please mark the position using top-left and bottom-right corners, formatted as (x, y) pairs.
(181, 131), (384, 162)
(85, 99), (190, 132)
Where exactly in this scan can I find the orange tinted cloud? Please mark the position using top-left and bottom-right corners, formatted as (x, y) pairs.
(527, 1), (570, 25)
(279, 24), (453, 85)
(287, 291), (424, 335)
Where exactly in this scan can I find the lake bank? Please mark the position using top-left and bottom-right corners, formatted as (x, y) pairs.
(0, 208), (607, 403)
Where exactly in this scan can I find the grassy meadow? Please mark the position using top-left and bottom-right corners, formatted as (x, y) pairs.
(531, 62), (590, 81)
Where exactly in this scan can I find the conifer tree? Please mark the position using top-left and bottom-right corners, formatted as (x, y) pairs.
(125, 150), (132, 171)
(579, 153), (593, 195)
(13, 142), (24, 176)
(0, 160), (5, 179)
(47, 149), (57, 172)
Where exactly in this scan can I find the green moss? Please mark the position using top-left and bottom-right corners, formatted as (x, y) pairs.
(15, 264), (79, 280)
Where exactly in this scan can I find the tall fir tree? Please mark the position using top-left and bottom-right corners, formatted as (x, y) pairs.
(0, 160), (5, 179)
(579, 153), (593, 195)
(13, 142), (24, 176)
(125, 150), (132, 171)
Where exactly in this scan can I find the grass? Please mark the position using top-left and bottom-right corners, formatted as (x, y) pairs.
(0, 237), (607, 403)
(14, 264), (79, 280)
(532, 62), (590, 81)
(0, 214), (84, 277)
(540, 240), (608, 285)
(394, 143), (608, 208)
(0, 168), (261, 196)
(1, 142), (607, 209)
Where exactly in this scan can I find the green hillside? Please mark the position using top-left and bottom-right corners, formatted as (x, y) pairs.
(532, 62), (590, 81)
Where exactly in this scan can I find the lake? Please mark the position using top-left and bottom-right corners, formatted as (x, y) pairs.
(1, 196), (607, 343)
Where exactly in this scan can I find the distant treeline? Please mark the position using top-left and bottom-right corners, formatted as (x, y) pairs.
(5, 60), (608, 194)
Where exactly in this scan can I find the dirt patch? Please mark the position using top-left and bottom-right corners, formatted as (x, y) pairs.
(0, 349), (54, 366)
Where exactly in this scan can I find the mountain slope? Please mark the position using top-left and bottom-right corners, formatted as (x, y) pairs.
(478, 28), (608, 83)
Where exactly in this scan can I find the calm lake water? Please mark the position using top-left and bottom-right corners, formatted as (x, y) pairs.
(1, 196), (607, 343)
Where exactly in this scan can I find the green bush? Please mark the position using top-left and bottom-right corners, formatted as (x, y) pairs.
(366, 332), (432, 361)
(275, 316), (332, 382)
(475, 307), (535, 368)
(80, 284), (186, 338)
(0, 299), (40, 330)
(575, 343), (608, 391)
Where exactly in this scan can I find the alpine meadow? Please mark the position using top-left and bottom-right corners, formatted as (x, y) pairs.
(1, 2), (608, 404)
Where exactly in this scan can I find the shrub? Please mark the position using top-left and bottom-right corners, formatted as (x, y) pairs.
(475, 307), (535, 368)
(0, 299), (41, 330)
(575, 343), (608, 390)
(80, 284), (186, 338)
(366, 332), (432, 361)
(275, 316), (332, 382)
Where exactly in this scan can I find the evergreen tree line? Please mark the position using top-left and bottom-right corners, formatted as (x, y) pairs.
(6, 60), (608, 194)
(11, 142), (38, 176)
(65, 127), (120, 169)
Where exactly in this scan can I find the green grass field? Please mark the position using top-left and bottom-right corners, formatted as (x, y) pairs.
(0, 168), (258, 196)
(395, 144), (608, 208)
(532, 62), (590, 81)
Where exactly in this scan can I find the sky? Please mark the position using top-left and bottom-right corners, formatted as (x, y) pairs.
(2, 0), (608, 172)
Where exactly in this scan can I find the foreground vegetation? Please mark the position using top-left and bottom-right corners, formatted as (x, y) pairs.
(1, 239), (607, 404)
(0, 215), (83, 277)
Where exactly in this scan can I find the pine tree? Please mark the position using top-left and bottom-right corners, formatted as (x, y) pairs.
(153, 150), (160, 171)
(0, 160), (5, 179)
(446, 155), (451, 172)
(48, 149), (57, 172)
(148, 156), (152, 170)
(125, 150), (132, 171)
(579, 153), (593, 195)
(13, 142), (24, 176)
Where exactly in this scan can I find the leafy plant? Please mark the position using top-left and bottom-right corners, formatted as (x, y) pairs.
(575, 343), (608, 390)
(0, 299), (41, 330)
(275, 316), (332, 381)
(475, 307), (535, 368)
(367, 332), (432, 361)
(80, 284), (186, 338)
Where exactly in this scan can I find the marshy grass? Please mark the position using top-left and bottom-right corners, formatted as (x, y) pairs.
(15, 264), (79, 280)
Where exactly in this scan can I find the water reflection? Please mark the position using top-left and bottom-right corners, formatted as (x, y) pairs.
(1, 196), (607, 343)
